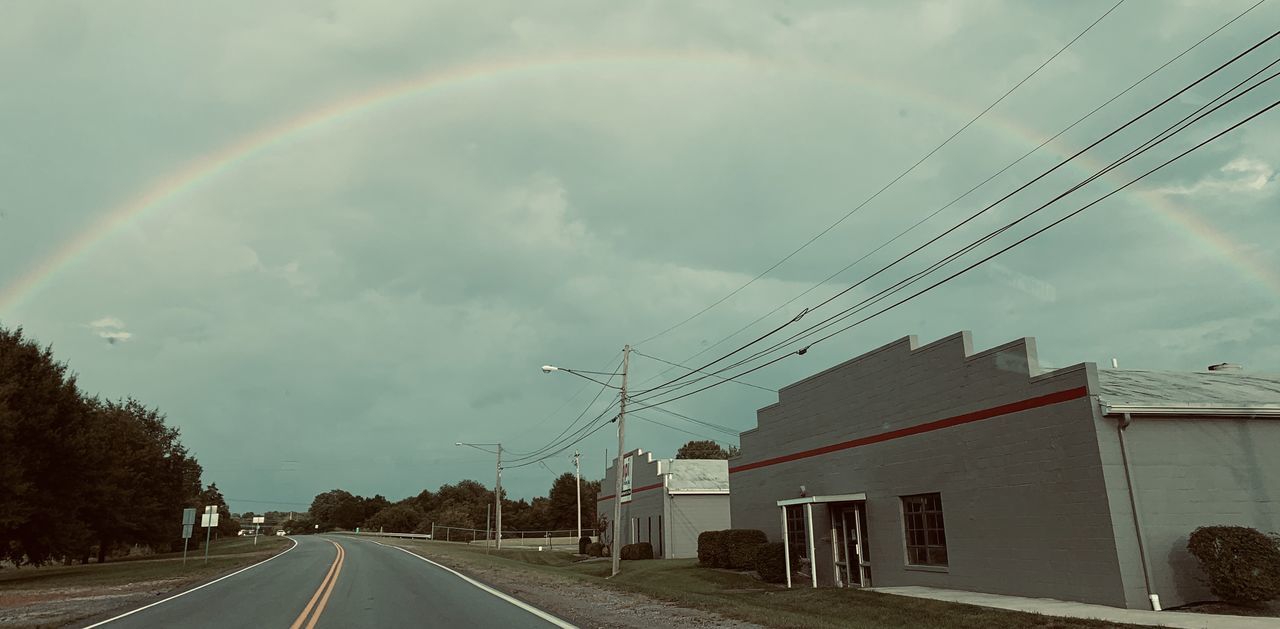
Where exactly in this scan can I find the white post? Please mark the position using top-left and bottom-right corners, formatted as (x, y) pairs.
(806, 503), (818, 588)
(780, 507), (792, 588)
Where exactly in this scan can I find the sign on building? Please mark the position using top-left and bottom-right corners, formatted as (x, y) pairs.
(621, 455), (634, 503)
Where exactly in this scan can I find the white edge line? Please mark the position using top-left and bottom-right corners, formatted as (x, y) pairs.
(82, 537), (301, 628)
(373, 540), (577, 629)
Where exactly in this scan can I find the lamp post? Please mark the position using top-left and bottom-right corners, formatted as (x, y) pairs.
(543, 344), (629, 576)
(456, 441), (502, 549)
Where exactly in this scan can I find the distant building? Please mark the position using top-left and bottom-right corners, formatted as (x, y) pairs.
(730, 331), (1280, 610)
(598, 449), (730, 559)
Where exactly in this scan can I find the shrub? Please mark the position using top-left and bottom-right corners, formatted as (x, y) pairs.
(620, 542), (655, 560)
(724, 529), (769, 570)
(578, 536), (592, 555)
(600, 544), (611, 557)
(1187, 525), (1280, 606)
(586, 542), (604, 557)
(698, 530), (728, 567)
(754, 542), (788, 584)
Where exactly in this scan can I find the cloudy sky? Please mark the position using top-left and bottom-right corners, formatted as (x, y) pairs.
(2, 0), (1277, 512)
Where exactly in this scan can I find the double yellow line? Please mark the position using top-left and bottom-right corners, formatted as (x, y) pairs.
(290, 539), (345, 629)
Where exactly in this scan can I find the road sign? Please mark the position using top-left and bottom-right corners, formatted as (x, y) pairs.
(252, 516), (265, 524)
(182, 508), (196, 527)
(182, 524), (194, 538)
(201, 505), (220, 528)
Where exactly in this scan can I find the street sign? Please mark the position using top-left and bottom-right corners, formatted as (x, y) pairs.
(182, 524), (194, 538)
(201, 505), (220, 528)
(182, 508), (196, 526)
(252, 516), (265, 524)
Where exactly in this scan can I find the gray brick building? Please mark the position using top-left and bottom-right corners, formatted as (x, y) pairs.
(730, 331), (1280, 610)
(598, 449), (730, 559)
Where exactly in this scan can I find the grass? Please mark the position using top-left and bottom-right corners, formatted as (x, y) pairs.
(382, 539), (1152, 629)
(0, 536), (290, 591)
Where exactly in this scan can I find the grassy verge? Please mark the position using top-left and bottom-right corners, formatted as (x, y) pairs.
(383, 539), (1151, 629)
(0, 536), (291, 591)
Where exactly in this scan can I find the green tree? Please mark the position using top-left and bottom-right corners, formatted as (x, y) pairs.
(0, 326), (96, 565)
(676, 440), (728, 460)
(364, 505), (422, 533)
(309, 489), (365, 530)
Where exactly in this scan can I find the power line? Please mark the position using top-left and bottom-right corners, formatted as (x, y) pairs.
(646, 405), (740, 435)
(503, 414), (619, 469)
(631, 349), (776, 393)
(633, 0), (1127, 347)
(505, 354), (625, 458)
(630, 28), (1280, 406)
(518, 350), (622, 437)
(633, 0), (1268, 391)
(630, 83), (1279, 413)
(632, 413), (734, 446)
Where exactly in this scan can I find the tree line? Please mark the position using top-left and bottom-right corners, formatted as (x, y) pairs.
(305, 473), (603, 535)
(0, 325), (231, 566)
(300, 440), (742, 535)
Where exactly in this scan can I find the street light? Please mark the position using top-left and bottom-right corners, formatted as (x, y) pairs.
(456, 441), (503, 549)
(543, 344), (630, 576)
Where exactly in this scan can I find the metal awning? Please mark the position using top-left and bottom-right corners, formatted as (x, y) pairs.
(776, 492), (866, 506)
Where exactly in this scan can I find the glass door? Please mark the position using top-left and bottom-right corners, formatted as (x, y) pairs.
(835, 504), (871, 587)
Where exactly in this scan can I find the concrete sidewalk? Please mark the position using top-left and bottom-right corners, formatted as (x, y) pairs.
(868, 586), (1279, 629)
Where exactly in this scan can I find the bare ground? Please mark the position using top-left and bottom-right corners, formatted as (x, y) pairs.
(0, 578), (185, 629)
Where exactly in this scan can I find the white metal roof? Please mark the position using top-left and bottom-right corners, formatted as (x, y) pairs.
(1098, 369), (1280, 415)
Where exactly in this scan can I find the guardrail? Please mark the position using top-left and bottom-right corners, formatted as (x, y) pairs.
(343, 530), (596, 551)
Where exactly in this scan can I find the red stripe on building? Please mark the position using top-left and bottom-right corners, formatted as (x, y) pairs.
(596, 481), (663, 503)
(728, 386), (1089, 474)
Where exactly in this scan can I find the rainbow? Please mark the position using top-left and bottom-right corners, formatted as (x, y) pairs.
(1, 49), (1276, 314)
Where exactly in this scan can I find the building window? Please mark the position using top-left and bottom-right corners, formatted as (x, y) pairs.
(902, 493), (947, 566)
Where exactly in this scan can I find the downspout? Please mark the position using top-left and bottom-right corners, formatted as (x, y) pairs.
(1118, 411), (1160, 611)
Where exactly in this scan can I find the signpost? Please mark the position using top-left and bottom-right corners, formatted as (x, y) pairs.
(200, 506), (220, 563)
(181, 508), (196, 566)
(252, 516), (265, 545)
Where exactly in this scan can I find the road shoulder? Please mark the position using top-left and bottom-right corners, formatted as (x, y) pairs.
(369, 539), (761, 629)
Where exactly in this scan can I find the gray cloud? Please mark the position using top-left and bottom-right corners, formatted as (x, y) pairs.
(3, 0), (1278, 509)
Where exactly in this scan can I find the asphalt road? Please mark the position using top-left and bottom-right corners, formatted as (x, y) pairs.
(83, 535), (570, 629)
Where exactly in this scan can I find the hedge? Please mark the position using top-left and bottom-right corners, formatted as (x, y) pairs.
(1187, 525), (1280, 605)
(578, 536), (592, 555)
(697, 529), (767, 569)
(725, 529), (769, 569)
(621, 542), (655, 560)
(754, 542), (788, 583)
(698, 530), (728, 567)
(586, 542), (604, 557)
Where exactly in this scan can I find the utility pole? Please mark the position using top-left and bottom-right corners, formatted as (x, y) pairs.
(610, 344), (630, 577)
(574, 450), (582, 541)
(455, 442), (504, 549)
(495, 444), (503, 550)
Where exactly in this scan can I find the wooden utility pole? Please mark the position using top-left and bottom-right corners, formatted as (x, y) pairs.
(610, 344), (630, 577)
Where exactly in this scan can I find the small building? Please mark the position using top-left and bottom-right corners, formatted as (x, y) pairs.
(597, 449), (730, 558)
(730, 331), (1280, 610)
